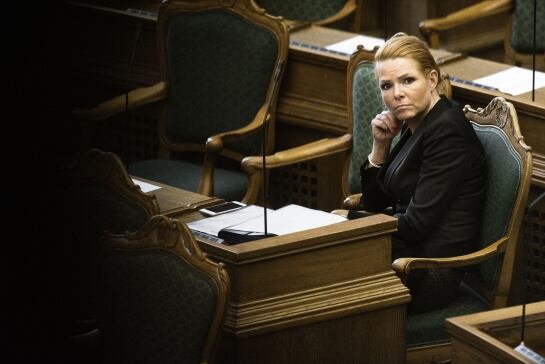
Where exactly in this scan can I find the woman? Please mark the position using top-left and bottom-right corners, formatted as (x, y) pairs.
(360, 33), (486, 312)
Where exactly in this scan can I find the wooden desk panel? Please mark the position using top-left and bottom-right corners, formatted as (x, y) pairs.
(139, 181), (409, 363)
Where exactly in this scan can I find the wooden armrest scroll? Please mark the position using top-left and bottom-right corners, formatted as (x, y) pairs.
(314, 0), (357, 26)
(242, 133), (352, 173)
(419, 0), (512, 34)
(72, 82), (167, 121)
(392, 237), (508, 279)
(342, 193), (362, 210)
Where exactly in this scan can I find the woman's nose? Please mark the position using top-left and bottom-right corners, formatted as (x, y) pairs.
(393, 83), (404, 98)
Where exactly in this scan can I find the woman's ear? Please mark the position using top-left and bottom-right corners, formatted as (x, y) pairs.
(427, 69), (439, 89)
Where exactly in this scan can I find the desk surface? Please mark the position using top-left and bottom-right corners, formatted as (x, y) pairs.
(290, 25), (545, 105)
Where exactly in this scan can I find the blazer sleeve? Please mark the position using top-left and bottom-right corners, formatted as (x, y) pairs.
(359, 159), (395, 212)
(396, 111), (473, 244)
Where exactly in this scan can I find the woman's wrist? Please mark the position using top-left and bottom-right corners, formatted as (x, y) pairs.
(367, 154), (383, 168)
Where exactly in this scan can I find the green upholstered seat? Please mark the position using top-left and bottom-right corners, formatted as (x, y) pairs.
(129, 159), (248, 202)
(406, 283), (488, 347)
(99, 216), (229, 364)
(127, 1), (288, 203)
(510, 0), (545, 53)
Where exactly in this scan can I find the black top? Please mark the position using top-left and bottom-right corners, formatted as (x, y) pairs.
(359, 97), (486, 259)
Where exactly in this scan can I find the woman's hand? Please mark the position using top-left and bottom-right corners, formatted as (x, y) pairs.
(368, 111), (403, 165)
(371, 110), (402, 143)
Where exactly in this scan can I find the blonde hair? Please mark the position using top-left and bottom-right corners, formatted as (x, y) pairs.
(375, 32), (448, 95)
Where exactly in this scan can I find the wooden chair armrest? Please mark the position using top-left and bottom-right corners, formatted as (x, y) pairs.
(205, 105), (270, 153)
(392, 237), (507, 279)
(341, 193), (362, 210)
(72, 81), (167, 121)
(242, 133), (352, 172)
(314, 0), (357, 26)
(419, 0), (512, 34)
(239, 134), (352, 204)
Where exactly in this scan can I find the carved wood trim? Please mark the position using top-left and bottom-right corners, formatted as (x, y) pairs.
(224, 271), (409, 337)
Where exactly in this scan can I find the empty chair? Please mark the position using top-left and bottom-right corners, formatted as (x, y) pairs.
(74, 0), (289, 203)
(98, 215), (230, 364)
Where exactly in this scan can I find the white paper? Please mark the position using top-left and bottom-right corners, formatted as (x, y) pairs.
(187, 205), (273, 237)
(131, 178), (161, 193)
(325, 35), (385, 55)
(228, 204), (347, 236)
(473, 67), (545, 96)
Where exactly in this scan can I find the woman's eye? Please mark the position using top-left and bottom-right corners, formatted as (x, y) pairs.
(403, 77), (415, 85)
(380, 83), (391, 91)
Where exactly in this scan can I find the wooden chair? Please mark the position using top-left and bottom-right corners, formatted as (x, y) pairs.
(253, 0), (361, 31)
(74, 0), (289, 204)
(395, 97), (533, 363)
(419, 0), (545, 70)
(59, 148), (159, 359)
(242, 46), (450, 207)
(98, 215), (229, 364)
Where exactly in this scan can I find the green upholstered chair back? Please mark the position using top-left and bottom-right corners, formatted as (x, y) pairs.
(510, 0), (545, 53)
(463, 97), (532, 306)
(99, 216), (229, 364)
(161, 6), (279, 157)
(347, 61), (385, 195)
(471, 123), (521, 289)
(257, 0), (349, 22)
(345, 53), (401, 197)
(62, 149), (159, 322)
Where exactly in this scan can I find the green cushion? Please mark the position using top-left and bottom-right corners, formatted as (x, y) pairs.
(406, 283), (488, 347)
(64, 182), (151, 320)
(510, 0), (545, 53)
(165, 10), (278, 156)
(258, 0), (349, 22)
(129, 159), (248, 202)
(101, 250), (217, 364)
(472, 123), (521, 290)
(348, 62), (395, 194)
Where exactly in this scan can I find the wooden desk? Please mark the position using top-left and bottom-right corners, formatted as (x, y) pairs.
(446, 301), (545, 363)
(141, 181), (410, 363)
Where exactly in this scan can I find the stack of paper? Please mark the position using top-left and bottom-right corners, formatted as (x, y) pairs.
(188, 204), (347, 238)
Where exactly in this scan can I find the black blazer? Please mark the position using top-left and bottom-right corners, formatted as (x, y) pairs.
(360, 97), (486, 259)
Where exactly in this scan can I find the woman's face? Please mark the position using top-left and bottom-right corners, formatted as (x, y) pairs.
(375, 57), (438, 128)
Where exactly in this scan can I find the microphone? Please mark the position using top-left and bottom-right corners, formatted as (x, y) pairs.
(218, 60), (285, 245)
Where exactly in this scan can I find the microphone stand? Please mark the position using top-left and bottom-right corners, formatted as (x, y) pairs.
(261, 60), (285, 236)
(514, 191), (545, 362)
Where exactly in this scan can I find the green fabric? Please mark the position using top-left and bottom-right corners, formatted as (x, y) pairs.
(64, 182), (151, 320)
(406, 283), (488, 347)
(510, 0), (545, 53)
(165, 10), (278, 156)
(129, 159), (248, 202)
(472, 123), (521, 290)
(347, 63), (388, 194)
(258, 0), (348, 22)
(101, 251), (217, 364)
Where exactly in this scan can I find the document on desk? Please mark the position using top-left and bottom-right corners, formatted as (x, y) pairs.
(131, 178), (161, 193)
(187, 205), (273, 237)
(226, 204), (347, 236)
(325, 35), (385, 55)
(473, 67), (545, 96)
